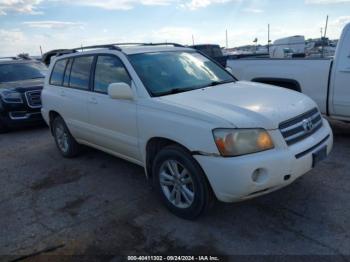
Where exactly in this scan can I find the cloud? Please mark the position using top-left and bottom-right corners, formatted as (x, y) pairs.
(181, 0), (234, 10)
(326, 16), (350, 38)
(50, 0), (176, 10)
(151, 26), (195, 43)
(0, 29), (25, 42)
(23, 21), (85, 29)
(0, 0), (43, 15)
(0, 0), (239, 14)
(305, 0), (350, 4)
(243, 7), (263, 13)
(329, 16), (350, 27)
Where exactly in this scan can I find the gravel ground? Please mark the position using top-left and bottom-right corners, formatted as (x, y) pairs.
(0, 120), (349, 261)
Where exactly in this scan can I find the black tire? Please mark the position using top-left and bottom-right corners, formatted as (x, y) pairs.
(52, 116), (80, 158)
(152, 145), (214, 220)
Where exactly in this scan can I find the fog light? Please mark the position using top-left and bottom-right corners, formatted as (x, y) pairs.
(251, 168), (268, 184)
(284, 175), (291, 181)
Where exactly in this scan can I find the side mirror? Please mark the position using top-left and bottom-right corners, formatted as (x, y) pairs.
(108, 82), (133, 100)
(225, 66), (233, 74)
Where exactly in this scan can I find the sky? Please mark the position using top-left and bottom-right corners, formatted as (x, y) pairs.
(0, 0), (350, 56)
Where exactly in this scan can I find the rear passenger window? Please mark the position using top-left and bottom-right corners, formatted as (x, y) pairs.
(63, 59), (72, 87)
(69, 56), (94, 90)
(94, 55), (131, 94)
(50, 59), (67, 86)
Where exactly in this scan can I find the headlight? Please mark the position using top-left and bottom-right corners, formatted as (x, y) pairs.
(213, 128), (274, 157)
(1, 90), (23, 104)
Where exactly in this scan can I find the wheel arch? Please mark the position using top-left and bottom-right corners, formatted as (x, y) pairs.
(145, 137), (192, 179)
(48, 110), (61, 135)
(145, 136), (217, 206)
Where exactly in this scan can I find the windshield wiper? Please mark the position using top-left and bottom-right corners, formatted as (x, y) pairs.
(154, 87), (197, 97)
(28, 77), (44, 80)
(206, 80), (235, 87)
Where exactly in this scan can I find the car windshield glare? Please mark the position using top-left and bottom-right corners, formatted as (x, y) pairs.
(129, 51), (234, 97)
(0, 62), (47, 83)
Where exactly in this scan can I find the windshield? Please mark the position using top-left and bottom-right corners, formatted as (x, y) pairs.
(128, 51), (234, 97)
(0, 62), (47, 83)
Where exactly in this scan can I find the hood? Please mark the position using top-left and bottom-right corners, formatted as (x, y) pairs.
(0, 78), (44, 92)
(159, 81), (317, 129)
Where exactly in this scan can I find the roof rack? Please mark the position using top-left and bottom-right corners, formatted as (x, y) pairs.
(50, 42), (185, 60)
(72, 44), (122, 52)
(111, 42), (185, 47)
(72, 43), (184, 51)
(141, 42), (185, 47)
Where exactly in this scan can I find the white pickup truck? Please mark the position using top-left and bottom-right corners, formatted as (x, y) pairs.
(227, 23), (350, 122)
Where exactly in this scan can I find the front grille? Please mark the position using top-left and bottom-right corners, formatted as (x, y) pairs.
(279, 108), (323, 146)
(25, 90), (42, 108)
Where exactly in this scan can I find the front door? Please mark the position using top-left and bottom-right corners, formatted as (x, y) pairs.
(87, 54), (140, 162)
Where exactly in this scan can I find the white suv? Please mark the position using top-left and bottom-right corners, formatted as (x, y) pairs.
(41, 43), (333, 219)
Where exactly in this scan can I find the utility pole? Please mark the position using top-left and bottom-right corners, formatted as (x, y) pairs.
(267, 24), (270, 54)
(39, 46), (43, 56)
(321, 15), (329, 58)
(324, 15), (329, 38)
(225, 29), (228, 48)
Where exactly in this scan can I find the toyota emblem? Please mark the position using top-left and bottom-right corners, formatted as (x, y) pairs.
(302, 118), (314, 133)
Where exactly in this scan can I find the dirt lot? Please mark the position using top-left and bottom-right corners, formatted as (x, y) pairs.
(0, 120), (349, 260)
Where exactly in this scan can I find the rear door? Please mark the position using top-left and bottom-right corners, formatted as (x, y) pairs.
(58, 55), (94, 140)
(87, 54), (140, 162)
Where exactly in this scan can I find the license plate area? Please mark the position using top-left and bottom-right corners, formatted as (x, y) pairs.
(312, 146), (327, 168)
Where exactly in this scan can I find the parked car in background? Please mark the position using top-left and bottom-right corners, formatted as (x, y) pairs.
(42, 43), (333, 219)
(190, 44), (228, 67)
(227, 23), (350, 122)
(0, 55), (47, 133)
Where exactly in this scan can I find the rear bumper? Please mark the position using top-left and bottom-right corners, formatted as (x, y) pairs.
(195, 119), (333, 202)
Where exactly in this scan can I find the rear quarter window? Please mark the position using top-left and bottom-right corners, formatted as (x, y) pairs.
(50, 59), (67, 86)
(69, 56), (94, 90)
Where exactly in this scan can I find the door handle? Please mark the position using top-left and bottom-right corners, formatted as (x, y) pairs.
(89, 97), (98, 104)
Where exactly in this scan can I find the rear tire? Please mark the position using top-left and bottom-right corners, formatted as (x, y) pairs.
(52, 116), (80, 158)
(152, 145), (214, 220)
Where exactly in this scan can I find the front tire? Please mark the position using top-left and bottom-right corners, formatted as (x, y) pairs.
(52, 116), (80, 158)
(153, 145), (213, 220)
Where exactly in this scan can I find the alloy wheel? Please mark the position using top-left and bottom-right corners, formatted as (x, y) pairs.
(159, 160), (195, 209)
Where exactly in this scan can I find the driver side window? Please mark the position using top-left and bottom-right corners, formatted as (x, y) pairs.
(93, 55), (131, 94)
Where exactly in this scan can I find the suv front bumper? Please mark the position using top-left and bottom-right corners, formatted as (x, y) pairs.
(194, 119), (333, 203)
(0, 102), (44, 128)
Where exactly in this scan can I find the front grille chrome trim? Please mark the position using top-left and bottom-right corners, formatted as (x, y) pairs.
(25, 90), (42, 109)
(279, 108), (323, 146)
